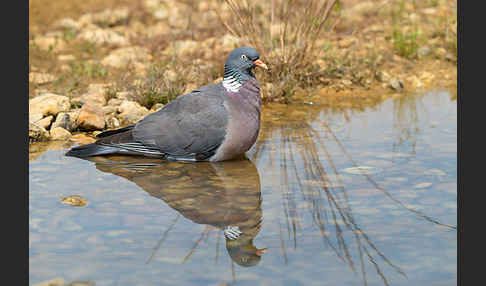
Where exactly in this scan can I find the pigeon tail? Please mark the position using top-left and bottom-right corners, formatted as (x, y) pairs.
(65, 143), (121, 158)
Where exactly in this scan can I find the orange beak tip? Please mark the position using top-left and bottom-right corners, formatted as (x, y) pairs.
(254, 59), (268, 70)
(256, 248), (268, 256)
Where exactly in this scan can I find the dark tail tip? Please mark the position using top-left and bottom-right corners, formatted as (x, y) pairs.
(65, 143), (119, 158)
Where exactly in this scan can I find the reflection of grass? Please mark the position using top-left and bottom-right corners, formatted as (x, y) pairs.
(392, 94), (423, 154)
(252, 103), (455, 285)
(253, 112), (405, 285)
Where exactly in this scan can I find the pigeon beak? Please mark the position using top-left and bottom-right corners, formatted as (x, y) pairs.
(253, 59), (268, 70)
(255, 248), (268, 256)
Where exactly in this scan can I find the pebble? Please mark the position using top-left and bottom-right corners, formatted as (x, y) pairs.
(106, 117), (120, 129)
(29, 122), (50, 142)
(375, 70), (391, 83)
(101, 46), (152, 68)
(77, 28), (129, 46)
(29, 72), (56, 85)
(77, 102), (106, 131)
(120, 198), (145, 206)
(36, 115), (54, 129)
(389, 78), (404, 92)
(33, 277), (65, 286)
(414, 182), (433, 189)
(418, 46), (432, 58)
(29, 113), (44, 123)
(342, 166), (380, 175)
(51, 112), (75, 132)
(30, 36), (66, 52)
(424, 169), (447, 176)
(55, 18), (81, 31)
(117, 100), (149, 124)
(60, 195), (88, 207)
(29, 93), (71, 117)
(50, 127), (72, 141)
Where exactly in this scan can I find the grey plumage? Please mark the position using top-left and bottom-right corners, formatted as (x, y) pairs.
(66, 47), (266, 162)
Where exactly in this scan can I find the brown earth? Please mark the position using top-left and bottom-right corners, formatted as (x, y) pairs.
(29, 0), (457, 143)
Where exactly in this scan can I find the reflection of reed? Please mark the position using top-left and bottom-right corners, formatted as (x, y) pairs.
(391, 94), (425, 155)
(251, 102), (453, 285)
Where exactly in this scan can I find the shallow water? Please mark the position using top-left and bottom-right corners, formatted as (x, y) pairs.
(29, 90), (457, 286)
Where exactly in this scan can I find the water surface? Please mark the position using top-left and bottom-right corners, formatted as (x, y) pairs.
(29, 90), (457, 286)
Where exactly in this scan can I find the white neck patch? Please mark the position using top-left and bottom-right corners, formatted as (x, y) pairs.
(222, 76), (242, 93)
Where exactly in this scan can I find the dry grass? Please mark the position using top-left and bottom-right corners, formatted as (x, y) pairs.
(219, 0), (340, 100)
(29, 0), (457, 106)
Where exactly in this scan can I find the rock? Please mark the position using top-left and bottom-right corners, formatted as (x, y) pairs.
(375, 70), (391, 83)
(55, 18), (81, 31)
(57, 54), (76, 61)
(388, 78), (404, 92)
(116, 91), (132, 101)
(349, 1), (376, 15)
(422, 8), (437, 15)
(338, 38), (356, 49)
(143, 22), (170, 37)
(342, 79), (353, 86)
(414, 182), (433, 189)
(29, 113), (43, 123)
(77, 28), (129, 46)
(108, 98), (123, 106)
(29, 122), (50, 142)
(417, 46), (431, 58)
(436, 47), (447, 59)
(101, 46), (152, 68)
(77, 103), (106, 131)
(33, 277), (65, 286)
(30, 36), (66, 52)
(29, 93), (71, 117)
(88, 8), (130, 27)
(445, 53), (456, 62)
(162, 40), (199, 58)
(342, 166), (381, 175)
(153, 9), (169, 20)
(151, 103), (164, 112)
(87, 83), (111, 93)
(51, 112), (75, 132)
(106, 117), (120, 129)
(164, 70), (178, 82)
(71, 90), (107, 107)
(50, 127), (72, 141)
(60, 195), (88, 207)
(70, 133), (96, 145)
(408, 75), (423, 88)
(117, 100), (149, 124)
(67, 110), (81, 130)
(143, 0), (161, 10)
(102, 105), (118, 115)
(29, 72), (56, 85)
(36, 115), (54, 129)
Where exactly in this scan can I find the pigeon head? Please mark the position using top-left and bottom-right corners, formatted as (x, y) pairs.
(223, 46), (267, 92)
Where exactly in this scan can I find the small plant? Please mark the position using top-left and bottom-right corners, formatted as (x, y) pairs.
(219, 0), (340, 101)
(128, 61), (188, 109)
(391, 28), (419, 59)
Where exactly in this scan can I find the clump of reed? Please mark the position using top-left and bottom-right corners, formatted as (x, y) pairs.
(220, 0), (340, 101)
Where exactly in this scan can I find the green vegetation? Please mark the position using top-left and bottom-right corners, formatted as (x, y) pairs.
(391, 28), (419, 59)
(221, 0), (339, 100)
(29, 0), (457, 104)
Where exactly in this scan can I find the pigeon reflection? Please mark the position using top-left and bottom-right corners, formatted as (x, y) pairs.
(84, 155), (267, 267)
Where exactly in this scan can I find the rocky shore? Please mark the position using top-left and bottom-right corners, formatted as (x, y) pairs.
(29, 0), (457, 143)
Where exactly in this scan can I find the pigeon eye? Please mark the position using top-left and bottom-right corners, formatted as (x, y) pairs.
(241, 54), (247, 60)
